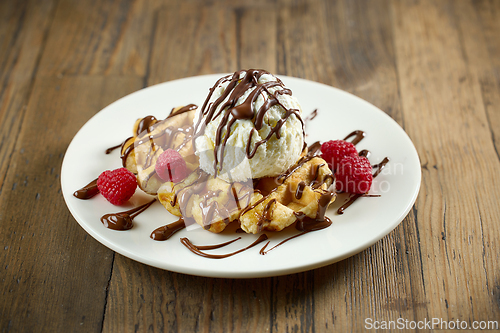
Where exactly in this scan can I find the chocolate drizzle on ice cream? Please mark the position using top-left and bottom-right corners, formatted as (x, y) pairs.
(193, 69), (305, 179)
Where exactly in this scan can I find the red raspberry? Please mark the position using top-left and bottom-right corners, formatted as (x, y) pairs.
(97, 168), (137, 205)
(155, 149), (188, 183)
(335, 155), (373, 194)
(321, 140), (358, 171)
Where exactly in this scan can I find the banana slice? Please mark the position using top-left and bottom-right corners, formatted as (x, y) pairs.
(157, 152), (335, 234)
(120, 106), (198, 195)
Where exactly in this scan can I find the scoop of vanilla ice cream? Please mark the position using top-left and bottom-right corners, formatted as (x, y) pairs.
(193, 71), (304, 182)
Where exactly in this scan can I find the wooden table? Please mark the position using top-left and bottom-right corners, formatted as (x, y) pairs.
(1, 0), (499, 331)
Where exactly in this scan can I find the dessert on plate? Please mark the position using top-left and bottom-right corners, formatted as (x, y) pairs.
(71, 68), (390, 261)
(121, 69), (337, 234)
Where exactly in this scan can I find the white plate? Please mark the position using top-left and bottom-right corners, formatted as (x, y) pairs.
(61, 74), (421, 278)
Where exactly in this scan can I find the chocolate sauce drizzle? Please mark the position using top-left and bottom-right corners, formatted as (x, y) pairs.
(344, 130), (366, 145)
(373, 157), (390, 178)
(180, 234), (268, 259)
(186, 237), (241, 250)
(359, 149), (370, 158)
(105, 143), (122, 154)
(167, 104), (197, 119)
(193, 69), (305, 175)
(199, 195), (230, 230)
(150, 217), (188, 241)
(337, 194), (362, 215)
(331, 130), (390, 214)
(297, 191), (335, 230)
(304, 109), (318, 124)
(119, 136), (135, 165)
(260, 190), (334, 255)
(73, 178), (99, 199)
(259, 233), (304, 255)
(136, 116), (157, 136)
(237, 140), (334, 235)
(100, 198), (156, 230)
(257, 199), (276, 232)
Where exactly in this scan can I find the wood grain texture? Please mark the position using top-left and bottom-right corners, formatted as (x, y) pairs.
(103, 255), (273, 332)
(1, 0), (499, 332)
(0, 0), (56, 194)
(392, 0), (500, 323)
(457, 0), (500, 158)
(0, 76), (143, 332)
(238, 4), (278, 73)
(147, 3), (238, 85)
(36, 0), (176, 77)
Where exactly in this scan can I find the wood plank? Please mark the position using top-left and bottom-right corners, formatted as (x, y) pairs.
(457, 0), (500, 318)
(275, 0), (333, 84)
(274, 0), (420, 331)
(37, 0), (158, 76)
(0, 0), (56, 195)
(458, 0), (500, 158)
(102, 256), (272, 332)
(0, 75), (143, 332)
(238, 5), (278, 73)
(146, 3), (237, 85)
(270, 1), (331, 324)
(321, 0), (404, 124)
(312, 220), (431, 331)
(392, 0), (500, 324)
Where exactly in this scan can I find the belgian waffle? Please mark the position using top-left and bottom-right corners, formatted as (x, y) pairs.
(157, 145), (335, 234)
